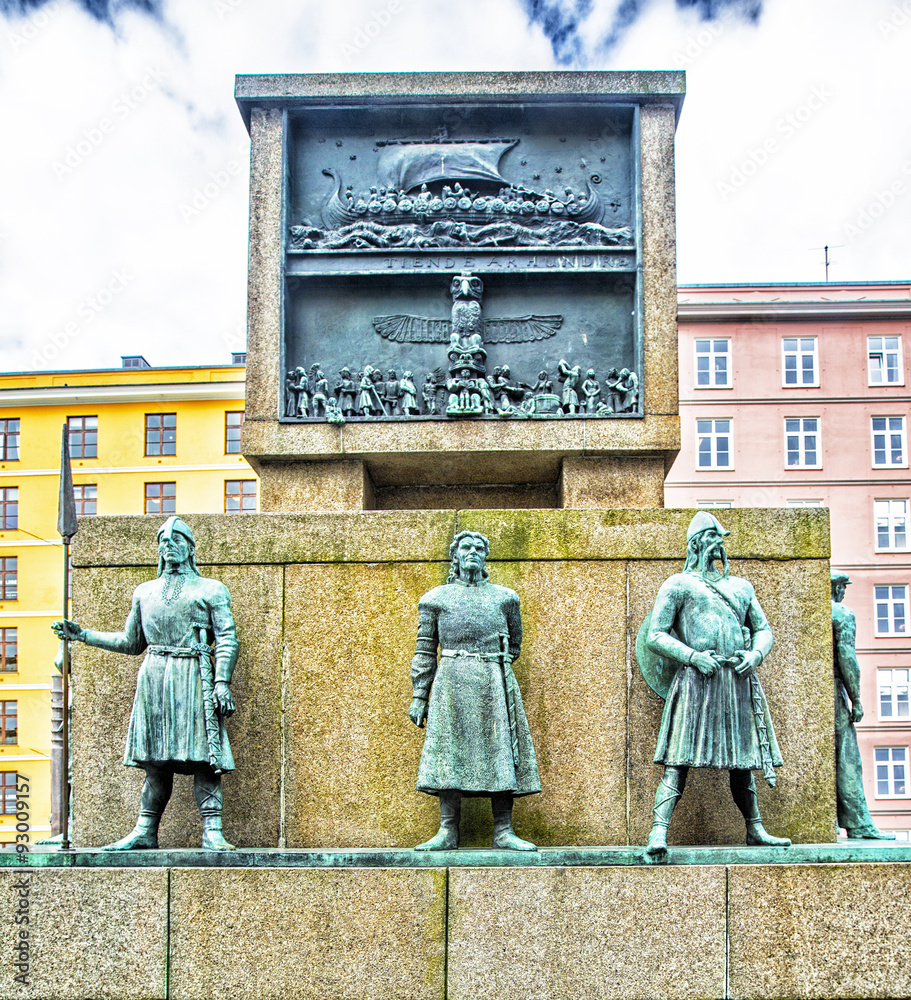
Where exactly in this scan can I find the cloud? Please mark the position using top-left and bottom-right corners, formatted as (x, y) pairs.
(0, 0), (909, 373)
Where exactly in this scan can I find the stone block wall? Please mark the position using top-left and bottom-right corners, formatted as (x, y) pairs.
(69, 508), (834, 850)
(5, 861), (911, 1000)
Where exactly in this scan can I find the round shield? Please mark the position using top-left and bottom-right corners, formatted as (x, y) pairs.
(635, 611), (680, 700)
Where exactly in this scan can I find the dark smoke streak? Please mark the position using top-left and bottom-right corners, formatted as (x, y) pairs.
(520, 0), (763, 65)
(0, 0), (165, 25)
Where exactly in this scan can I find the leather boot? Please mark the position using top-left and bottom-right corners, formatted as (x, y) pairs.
(645, 766), (687, 864)
(416, 791), (460, 850)
(195, 769), (235, 851)
(491, 793), (536, 851)
(730, 770), (791, 848)
(101, 766), (172, 851)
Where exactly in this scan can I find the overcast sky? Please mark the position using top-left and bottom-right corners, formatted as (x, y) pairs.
(1, 0), (909, 372)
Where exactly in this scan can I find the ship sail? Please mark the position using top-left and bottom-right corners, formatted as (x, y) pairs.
(376, 140), (517, 193)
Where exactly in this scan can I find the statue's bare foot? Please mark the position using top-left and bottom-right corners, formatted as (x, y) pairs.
(746, 824), (791, 848)
(492, 830), (537, 851)
(202, 830), (236, 851)
(415, 827), (458, 851)
(644, 826), (669, 864)
(100, 828), (158, 851)
(846, 825), (896, 840)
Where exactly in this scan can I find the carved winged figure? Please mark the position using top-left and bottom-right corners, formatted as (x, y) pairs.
(372, 272), (563, 347)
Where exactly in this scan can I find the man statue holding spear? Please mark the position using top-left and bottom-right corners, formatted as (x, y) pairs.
(637, 511), (792, 863)
(52, 515), (239, 851)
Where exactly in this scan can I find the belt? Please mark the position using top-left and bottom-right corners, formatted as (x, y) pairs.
(441, 649), (506, 661)
(147, 643), (212, 658)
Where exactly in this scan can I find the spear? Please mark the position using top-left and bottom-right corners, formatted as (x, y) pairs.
(56, 424), (77, 851)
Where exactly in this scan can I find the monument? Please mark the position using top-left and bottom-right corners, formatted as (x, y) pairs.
(831, 570), (896, 839)
(7, 73), (910, 1000)
(409, 529), (540, 851)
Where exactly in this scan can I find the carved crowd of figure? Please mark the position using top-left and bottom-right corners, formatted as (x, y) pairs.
(286, 360), (638, 420)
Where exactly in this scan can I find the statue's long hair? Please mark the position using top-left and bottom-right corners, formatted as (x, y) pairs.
(684, 531), (729, 579)
(447, 530), (490, 584)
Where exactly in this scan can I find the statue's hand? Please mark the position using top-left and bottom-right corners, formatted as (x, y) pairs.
(408, 697), (428, 728)
(51, 619), (85, 643)
(733, 649), (762, 676)
(690, 651), (719, 677)
(214, 681), (235, 716)
(852, 701), (864, 723)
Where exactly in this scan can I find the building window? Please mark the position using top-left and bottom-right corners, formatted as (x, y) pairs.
(0, 419), (19, 461)
(0, 558), (16, 601)
(694, 339), (730, 388)
(145, 414), (176, 457)
(225, 479), (257, 513)
(786, 499), (825, 507)
(869, 336), (903, 386)
(0, 702), (17, 746)
(872, 416), (907, 468)
(875, 585), (908, 636)
(875, 499), (908, 551)
(0, 629), (16, 672)
(0, 487), (18, 530)
(225, 411), (244, 454)
(875, 747), (908, 797)
(0, 772), (15, 815)
(73, 484), (97, 516)
(67, 416), (98, 459)
(696, 500), (733, 509)
(144, 482), (176, 515)
(785, 417), (820, 468)
(782, 337), (819, 387)
(879, 668), (910, 719)
(696, 419), (732, 468)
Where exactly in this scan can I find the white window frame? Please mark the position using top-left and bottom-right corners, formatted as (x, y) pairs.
(695, 500), (733, 509)
(696, 418), (733, 469)
(868, 335), (904, 387)
(875, 499), (909, 552)
(694, 338), (731, 389)
(784, 416), (822, 469)
(871, 416), (908, 469)
(875, 746), (908, 798)
(786, 499), (825, 508)
(878, 667), (910, 720)
(782, 336), (819, 388)
(875, 584), (908, 636)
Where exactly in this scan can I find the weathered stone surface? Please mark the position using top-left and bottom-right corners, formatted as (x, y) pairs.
(628, 557), (835, 848)
(374, 482), (558, 510)
(728, 862), (911, 998)
(71, 563), (283, 849)
(257, 459), (374, 511)
(242, 107), (284, 425)
(168, 867), (446, 1000)
(447, 865), (726, 1000)
(560, 455), (666, 508)
(639, 103), (680, 419)
(0, 867), (167, 1000)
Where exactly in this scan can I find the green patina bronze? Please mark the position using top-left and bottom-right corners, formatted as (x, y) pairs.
(639, 511), (792, 863)
(831, 571), (896, 840)
(408, 530), (541, 851)
(52, 516), (239, 852)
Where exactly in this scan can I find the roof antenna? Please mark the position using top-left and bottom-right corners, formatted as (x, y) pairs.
(810, 244), (844, 282)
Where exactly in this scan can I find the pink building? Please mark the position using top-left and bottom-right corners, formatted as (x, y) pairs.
(666, 281), (911, 837)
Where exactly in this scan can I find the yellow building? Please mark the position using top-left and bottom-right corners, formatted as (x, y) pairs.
(0, 357), (253, 843)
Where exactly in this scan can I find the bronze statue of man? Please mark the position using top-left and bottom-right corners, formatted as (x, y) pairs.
(408, 530), (540, 851)
(831, 570), (895, 839)
(640, 511), (791, 862)
(52, 516), (238, 851)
